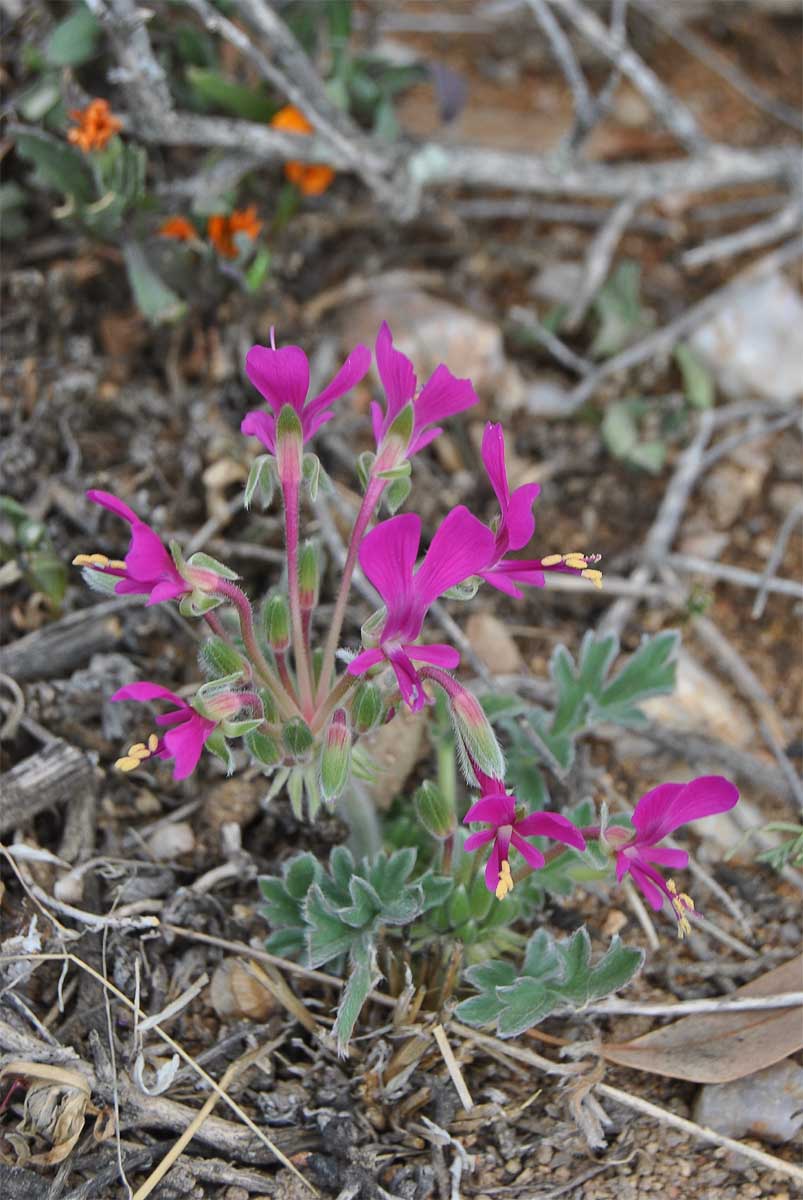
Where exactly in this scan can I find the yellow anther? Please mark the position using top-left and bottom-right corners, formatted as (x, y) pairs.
(127, 743), (151, 761)
(541, 554), (563, 567)
(128, 742), (147, 755)
(667, 879), (694, 939)
(114, 756), (140, 772)
(108, 559), (127, 569)
(582, 568), (604, 589)
(72, 552), (112, 567)
(148, 733), (159, 752)
(563, 554), (588, 570)
(495, 859), (514, 901)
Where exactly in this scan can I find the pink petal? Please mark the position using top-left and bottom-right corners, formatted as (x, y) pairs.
(464, 792), (514, 826)
(614, 851), (631, 883)
(375, 322), (416, 421)
(414, 364), (478, 431)
(147, 579), (188, 606)
(347, 647), (385, 676)
(241, 409), (276, 453)
(407, 426), (443, 457)
(359, 513), (421, 610)
(481, 422), (509, 510)
(484, 839), (501, 892)
(502, 483), (541, 551)
(633, 776), (738, 844)
(305, 344), (370, 418)
(387, 646), (425, 712)
(406, 642), (460, 669)
(515, 811), (586, 851)
(487, 560), (546, 590)
(87, 489), (138, 525)
(245, 344), (309, 415)
(125, 522), (175, 584)
(302, 408), (336, 441)
(369, 400), (386, 446)
(112, 682), (186, 708)
(640, 846), (689, 870)
(413, 507), (495, 609)
(464, 829), (494, 853)
(629, 861), (670, 911)
(163, 714), (215, 780)
(510, 831), (546, 871)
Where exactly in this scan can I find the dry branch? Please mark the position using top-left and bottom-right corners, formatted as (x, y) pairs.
(0, 597), (136, 682)
(0, 741), (96, 837)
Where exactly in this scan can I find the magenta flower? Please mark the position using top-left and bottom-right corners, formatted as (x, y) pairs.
(347, 507), (495, 711)
(464, 776), (587, 899)
(241, 336), (370, 453)
(477, 423), (602, 597)
(370, 322), (479, 464)
(74, 490), (190, 606)
(608, 775), (739, 935)
(111, 682), (221, 780)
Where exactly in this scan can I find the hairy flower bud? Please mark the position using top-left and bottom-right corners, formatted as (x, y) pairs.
(245, 728), (281, 767)
(298, 540), (319, 612)
(414, 780), (456, 840)
(264, 593), (290, 654)
(199, 636), (247, 680)
(449, 686), (505, 783)
(320, 709), (351, 802)
(282, 715), (314, 760)
(351, 681), (383, 734)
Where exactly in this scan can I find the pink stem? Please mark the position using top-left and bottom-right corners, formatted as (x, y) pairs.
(315, 476), (387, 708)
(283, 479), (314, 718)
(212, 579), (298, 718)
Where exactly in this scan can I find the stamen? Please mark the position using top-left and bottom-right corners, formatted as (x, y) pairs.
(541, 554), (563, 567)
(72, 552), (111, 567)
(495, 859), (514, 901)
(582, 568), (603, 589)
(114, 732), (159, 772)
(563, 553), (589, 570)
(667, 879), (695, 939)
(114, 756), (140, 772)
(148, 733), (158, 752)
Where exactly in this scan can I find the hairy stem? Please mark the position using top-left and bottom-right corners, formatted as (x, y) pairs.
(311, 671), (357, 735)
(283, 479), (314, 718)
(213, 579), (298, 718)
(316, 476), (387, 706)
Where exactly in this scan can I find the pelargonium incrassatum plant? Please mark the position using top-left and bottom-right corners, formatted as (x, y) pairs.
(75, 322), (739, 1050)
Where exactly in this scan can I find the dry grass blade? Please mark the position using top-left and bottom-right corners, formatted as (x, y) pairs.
(432, 1024), (474, 1111)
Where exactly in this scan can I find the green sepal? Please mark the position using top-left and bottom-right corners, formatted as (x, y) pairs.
(375, 458), (412, 482)
(186, 550), (239, 580)
(282, 716), (314, 760)
(245, 728), (281, 767)
(383, 475), (410, 515)
(276, 404), (303, 442)
(356, 451), (375, 491)
(443, 576), (481, 602)
(220, 716), (263, 738)
(204, 728), (234, 774)
(244, 454), (276, 510)
(178, 591), (223, 617)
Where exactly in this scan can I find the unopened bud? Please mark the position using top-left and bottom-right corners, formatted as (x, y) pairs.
(351, 681), (383, 734)
(193, 686), (243, 723)
(298, 541), (319, 612)
(414, 780), (456, 840)
(276, 404), (303, 487)
(200, 636), (247, 680)
(245, 728), (281, 767)
(450, 687), (505, 783)
(320, 709), (351, 802)
(282, 715), (314, 760)
(264, 593), (290, 654)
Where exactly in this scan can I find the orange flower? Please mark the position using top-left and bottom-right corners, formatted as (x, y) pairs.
(159, 217), (198, 242)
(270, 105), (335, 196)
(207, 207), (262, 259)
(67, 99), (122, 154)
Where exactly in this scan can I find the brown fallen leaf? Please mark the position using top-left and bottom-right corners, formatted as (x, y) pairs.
(600, 955), (803, 1083)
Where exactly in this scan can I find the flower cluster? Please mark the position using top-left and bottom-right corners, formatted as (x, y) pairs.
(75, 320), (736, 934)
(67, 99), (122, 153)
(159, 207), (263, 259)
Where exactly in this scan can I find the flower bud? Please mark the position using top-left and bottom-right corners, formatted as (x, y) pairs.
(276, 404), (303, 488)
(449, 686), (505, 783)
(193, 686), (243, 723)
(414, 780), (456, 840)
(298, 541), (319, 613)
(282, 715), (314, 760)
(264, 593), (290, 654)
(199, 636), (247, 680)
(245, 728), (281, 767)
(320, 709), (351, 802)
(351, 681), (383, 734)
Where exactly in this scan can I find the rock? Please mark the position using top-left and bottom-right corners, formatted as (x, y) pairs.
(694, 1060), (803, 1143)
(529, 261), (584, 306)
(689, 273), (803, 405)
(345, 290), (506, 395)
(466, 612), (522, 674)
(702, 442), (771, 527)
(361, 707), (425, 810)
(209, 958), (276, 1022)
(203, 778), (262, 836)
(148, 821), (195, 861)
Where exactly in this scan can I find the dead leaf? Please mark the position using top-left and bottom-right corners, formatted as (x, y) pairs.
(0, 1061), (94, 1166)
(601, 955), (803, 1083)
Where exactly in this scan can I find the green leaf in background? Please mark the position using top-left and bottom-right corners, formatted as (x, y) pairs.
(0, 182), (28, 240)
(674, 342), (714, 410)
(590, 260), (654, 358)
(244, 246), (271, 293)
(18, 75), (63, 123)
(186, 67), (275, 122)
(123, 242), (187, 325)
(601, 399), (666, 475)
(45, 4), (100, 67)
(27, 549), (68, 608)
(456, 927), (644, 1036)
(333, 944), (380, 1050)
(15, 128), (95, 205)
